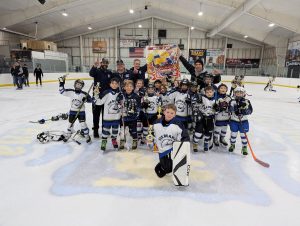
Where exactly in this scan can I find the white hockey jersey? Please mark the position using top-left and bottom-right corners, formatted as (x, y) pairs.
(200, 95), (216, 117)
(229, 98), (253, 122)
(168, 91), (188, 117)
(144, 94), (161, 115)
(59, 86), (91, 112)
(215, 94), (231, 121)
(95, 89), (121, 121)
(153, 118), (190, 157)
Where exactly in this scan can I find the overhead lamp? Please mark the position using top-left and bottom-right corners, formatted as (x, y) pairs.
(62, 10), (68, 17)
(198, 2), (203, 16)
(268, 23), (275, 27)
(191, 26), (195, 30)
(244, 35), (248, 38)
(138, 24), (142, 28)
(88, 26), (92, 30)
(3, 27), (7, 30)
(129, 9), (134, 14)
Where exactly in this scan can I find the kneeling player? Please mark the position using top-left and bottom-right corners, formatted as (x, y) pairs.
(153, 104), (190, 185)
(59, 78), (93, 143)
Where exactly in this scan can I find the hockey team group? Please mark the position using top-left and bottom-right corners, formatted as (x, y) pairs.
(43, 53), (259, 182)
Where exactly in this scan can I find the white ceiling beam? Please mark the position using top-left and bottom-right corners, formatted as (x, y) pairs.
(0, 0), (85, 28)
(35, 5), (149, 39)
(207, 0), (262, 37)
(205, 0), (299, 34)
(153, 16), (263, 47)
(53, 17), (154, 42)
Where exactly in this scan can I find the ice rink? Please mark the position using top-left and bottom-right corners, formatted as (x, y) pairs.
(1, 80), (300, 226)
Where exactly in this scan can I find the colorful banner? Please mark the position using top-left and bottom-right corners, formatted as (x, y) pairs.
(129, 47), (144, 58)
(92, 41), (107, 53)
(285, 41), (300, 67)
(146, 44), (180, 82)
(188, 49), (206, 65)
(226, 58), (260, 68)
(205, 49), (225, 68)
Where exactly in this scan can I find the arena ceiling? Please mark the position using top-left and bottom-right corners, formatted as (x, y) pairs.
(0, 0), (299, 46)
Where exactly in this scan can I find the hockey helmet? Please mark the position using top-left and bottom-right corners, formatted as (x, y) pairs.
(37, 132), (50, 143)
(180, 79), (189, 86)
(190, 81), (198, 87)
(234, 86), (246, 94)
(147, 83), (155, 89)
(74, 79), (84, 90)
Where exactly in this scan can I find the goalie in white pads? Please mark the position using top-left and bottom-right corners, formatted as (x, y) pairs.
(153, 104), (190, 186)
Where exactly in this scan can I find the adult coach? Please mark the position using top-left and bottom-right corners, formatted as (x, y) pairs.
(89, 58), (113, 138)
(112, 59), (133, 86)
(130, 59), (148, 86)
(179, 54), (221, 86)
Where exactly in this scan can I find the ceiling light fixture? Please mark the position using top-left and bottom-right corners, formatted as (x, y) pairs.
(191, 26), (195, 30)
(138, 24), (142, 28)
(244, 35), (248, 38)
(198, 2), (203, 16)
(88, 26), (92, 30)
(268, 23), (275, 27)
(3, 27), (7, 30)
(129, 0), (134, 14)
(62, 10), (68, 17)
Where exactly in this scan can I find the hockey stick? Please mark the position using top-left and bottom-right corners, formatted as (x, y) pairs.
(238, 116), (270, 168)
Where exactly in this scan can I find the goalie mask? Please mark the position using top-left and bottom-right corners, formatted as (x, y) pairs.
(74, 79), (84, 91)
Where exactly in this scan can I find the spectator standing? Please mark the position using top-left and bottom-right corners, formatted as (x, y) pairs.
(34, 64), (43, 86)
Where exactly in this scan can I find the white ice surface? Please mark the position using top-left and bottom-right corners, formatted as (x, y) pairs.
(0, 81), (300, 226)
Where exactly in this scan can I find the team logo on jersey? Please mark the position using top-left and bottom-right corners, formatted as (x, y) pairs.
(148, 101), (155, 111)
(175, 100), (186, 112)
(71, 99), (82, 108)
(160, 137), (175, 147)
(108, 100), (120, 114)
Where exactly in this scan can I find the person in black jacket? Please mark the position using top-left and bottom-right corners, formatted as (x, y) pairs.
(34, 65), (43, 86)
(89, 58), (113, 138)
(23, 64), (29, 87)
(129, 59), (148, 86)
(112, 59), (134, 87)
(13, 62), (24, 90)
(179, 54), (221, 86)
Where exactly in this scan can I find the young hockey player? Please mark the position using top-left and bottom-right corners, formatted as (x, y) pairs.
(134, 79), (146, 142)
(168, 79), (190, 129)
(229, 75), (244, 96)
(160, 85), (170, 107)
(186, 80), (199, 133)
(192, 86), (216, 152)
(118, 80), (141, 150)
(213, 83), (231, 147)
(154, 79), (162, 94)
(200, 74), (218, 96)
(228, 87), (253, 155)
(264, 75), (276, 92)
(59, 77), (93, 143)
(153, 104), (190, 178)
(142, 83), (162, 144)
(94, 78), (121, 151)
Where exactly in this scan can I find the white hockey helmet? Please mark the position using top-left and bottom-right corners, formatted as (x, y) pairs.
(234, 86), (246, 94)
